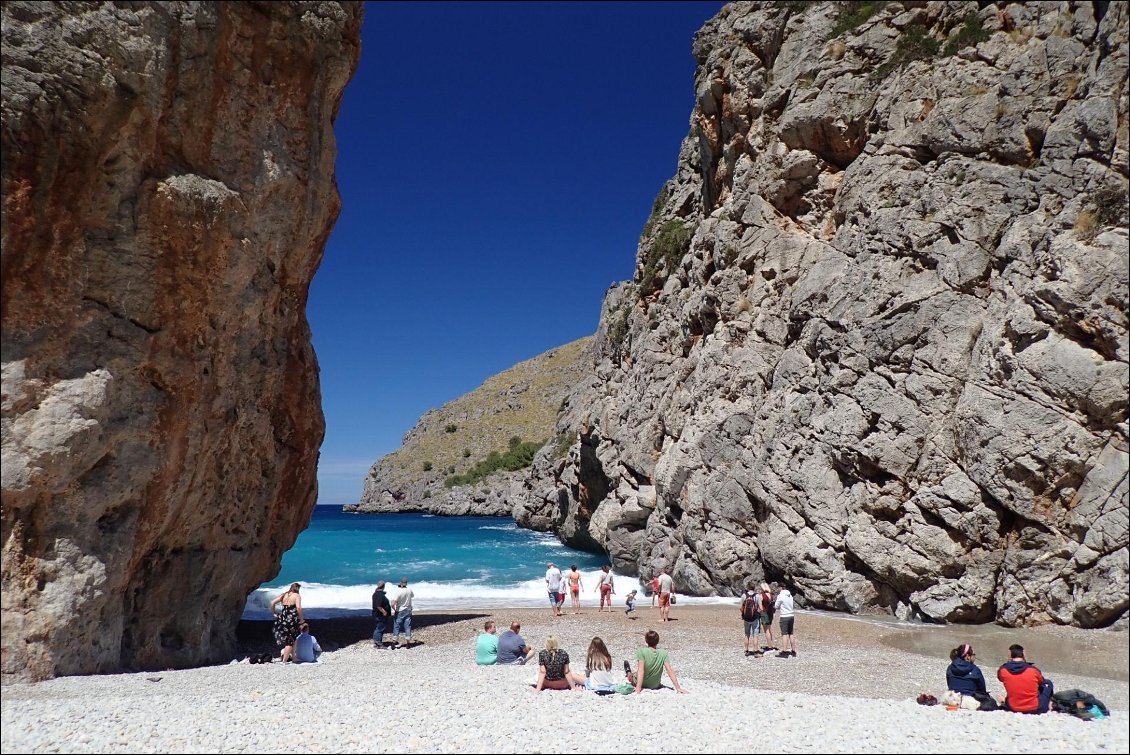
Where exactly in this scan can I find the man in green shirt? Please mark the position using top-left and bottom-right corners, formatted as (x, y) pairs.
(629, 630), (687, 693)
(475, 620), (499, 665)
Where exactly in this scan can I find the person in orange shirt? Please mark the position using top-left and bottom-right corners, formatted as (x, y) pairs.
(997, 644), (1054, 714)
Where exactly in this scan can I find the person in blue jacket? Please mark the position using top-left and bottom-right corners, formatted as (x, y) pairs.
(946, 643), (998, 710)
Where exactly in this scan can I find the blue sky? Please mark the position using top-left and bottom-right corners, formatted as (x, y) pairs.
(312, 1), (726, 505)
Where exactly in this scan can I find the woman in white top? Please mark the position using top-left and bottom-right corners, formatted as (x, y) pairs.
(581, 636), (620, 692)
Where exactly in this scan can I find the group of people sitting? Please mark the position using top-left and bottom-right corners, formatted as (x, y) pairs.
(475, 621), (687, 694)
(944, 643), (1053, 713)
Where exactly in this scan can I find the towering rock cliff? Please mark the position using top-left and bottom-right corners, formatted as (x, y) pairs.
(515, 1), (1129, 627)
(1, 2), (361, 680)
(349, 337), (594, 516)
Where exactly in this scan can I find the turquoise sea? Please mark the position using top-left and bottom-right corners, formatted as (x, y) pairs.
(244, 508), (734, 618)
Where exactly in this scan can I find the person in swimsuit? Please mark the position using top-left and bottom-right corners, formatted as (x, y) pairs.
(650, 575), (660, 607)
(595, 565), (615, 612)
(567, 564), (584, 614)
(269, 582), (303, 663)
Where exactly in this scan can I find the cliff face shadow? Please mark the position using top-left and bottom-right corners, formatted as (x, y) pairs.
(236, 610), (489, 656)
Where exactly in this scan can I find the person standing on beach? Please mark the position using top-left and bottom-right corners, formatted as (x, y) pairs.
(475, 620), (498, 665)
(627, 630), (687, 694)
(625, 589), (638, 618)
(567, 565), (584, 614)
(595, 565), (615, 612)
(760, 582), (776, 650)
(740, 583), (762, 656)
(372, 580), (392, 648)
(650, 575), (660, 607)
(657, 567), (674, 622)
(545, 562), (564, 617)
(998, 644), (1054, 714)
(269, 583), (303, 663)
(390, 578), (415, 647)
(497, 621), (536, 665)
(774, 586), (796, 657)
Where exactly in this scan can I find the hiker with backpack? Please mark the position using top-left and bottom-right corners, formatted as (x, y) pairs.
(740, 583), (763, 656)
(759, 582), (776, 650)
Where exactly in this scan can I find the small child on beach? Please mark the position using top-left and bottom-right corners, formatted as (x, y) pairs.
(625, 590), (638, 618)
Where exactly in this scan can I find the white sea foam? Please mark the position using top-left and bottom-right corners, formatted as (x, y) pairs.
(243, 569), (740, 619)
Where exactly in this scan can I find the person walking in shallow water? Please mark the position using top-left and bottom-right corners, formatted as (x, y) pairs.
(595, 565), (615, 612)
(270, 582), (303, 663)
(567, 565), (584, 614)
(545, 562), (564, 617)
(656, 567), (674, 622)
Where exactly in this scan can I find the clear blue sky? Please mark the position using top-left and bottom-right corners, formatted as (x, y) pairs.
(312, 1), (725, 505)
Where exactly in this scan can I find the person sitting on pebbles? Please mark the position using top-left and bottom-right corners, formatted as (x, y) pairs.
(946, 643), (998, 710)
(533, 635), (586, 692)
(293, 622), (322, 664)
(626, 630), (687, 694)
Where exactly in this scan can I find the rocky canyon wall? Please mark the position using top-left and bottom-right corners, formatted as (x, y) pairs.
(515, 0), (1129, 627)
(1, 1), (362, 680)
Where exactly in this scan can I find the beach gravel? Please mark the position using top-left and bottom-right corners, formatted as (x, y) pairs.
(3, 607), (1126, 753)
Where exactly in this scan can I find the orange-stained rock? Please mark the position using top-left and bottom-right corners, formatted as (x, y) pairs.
(1, 1), (362, 680)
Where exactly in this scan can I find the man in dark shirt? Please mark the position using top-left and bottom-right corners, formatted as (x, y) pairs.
(998, 644), (1053, 713)
(496, 621), (535, 665)
(371, 580), (392, 648)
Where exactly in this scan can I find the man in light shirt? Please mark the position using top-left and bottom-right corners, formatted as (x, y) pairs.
(545, 562), (563, 617)
(774, 586), (796, 658)
(390, 577), (415, 647)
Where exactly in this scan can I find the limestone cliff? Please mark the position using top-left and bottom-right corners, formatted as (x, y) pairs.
(349, 337), (594, 516)
(1, 1), (362, 680)
(515, 1), (1129, 627)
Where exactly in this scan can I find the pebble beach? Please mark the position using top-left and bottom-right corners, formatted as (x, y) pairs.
(2, 605), (1126, 753)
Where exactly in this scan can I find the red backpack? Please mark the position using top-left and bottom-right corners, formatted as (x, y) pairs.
(761, 591), (774, 613)
(740, 592), (759, 621)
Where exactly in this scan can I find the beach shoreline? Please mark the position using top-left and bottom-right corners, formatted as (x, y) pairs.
(4, 604), (1126, 753)
(237, 604), (1129, 688)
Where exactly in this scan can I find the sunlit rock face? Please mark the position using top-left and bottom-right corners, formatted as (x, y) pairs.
(1, 1), (362, 680)
(515, 1), (1129, 628)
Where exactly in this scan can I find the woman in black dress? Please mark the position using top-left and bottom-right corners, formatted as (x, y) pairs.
(270, 583), (303, 663)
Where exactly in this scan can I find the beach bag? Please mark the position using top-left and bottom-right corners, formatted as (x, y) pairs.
(1052, 689), (1110, 718)
(670, 594), (676, 605)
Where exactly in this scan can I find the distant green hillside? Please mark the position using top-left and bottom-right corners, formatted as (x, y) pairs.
(359, 337), (593, 503)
